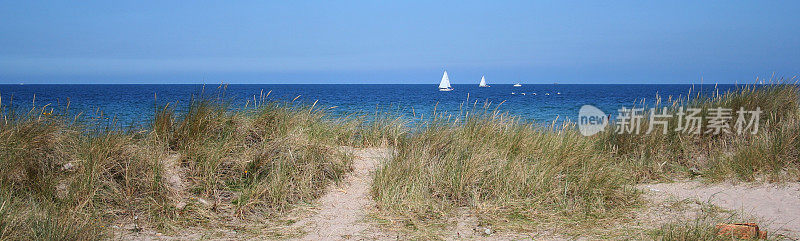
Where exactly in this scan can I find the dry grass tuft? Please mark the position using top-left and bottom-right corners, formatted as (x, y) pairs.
(0, 92), (399, 240)
(1, 80), (797, 239)
(371, 80), (800, 238)
(597, 82), (800, 182)
(372, 106), (640, 237)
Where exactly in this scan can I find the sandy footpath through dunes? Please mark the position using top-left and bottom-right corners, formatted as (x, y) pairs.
(113, 149), (800, 240)
(291, 147), (396, 241)
(640, 181), (800, 237)
(114, 148), (396, 241)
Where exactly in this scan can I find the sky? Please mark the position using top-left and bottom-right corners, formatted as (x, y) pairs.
(0, 0), (799, 84)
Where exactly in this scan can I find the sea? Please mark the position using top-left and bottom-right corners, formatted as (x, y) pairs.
(0, 84), (744, 127)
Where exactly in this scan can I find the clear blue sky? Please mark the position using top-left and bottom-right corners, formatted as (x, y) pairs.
(1, 1), (798, 84)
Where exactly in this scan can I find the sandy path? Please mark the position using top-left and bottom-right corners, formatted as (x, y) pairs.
(641, 181), (800, 237)
(292, 147), (394, 241)
(114, 148), (395, 241)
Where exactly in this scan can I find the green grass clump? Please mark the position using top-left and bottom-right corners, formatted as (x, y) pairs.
(371, 81), (800, 238)
(597, 83), (800, 182)
(156, 99), (357, 214)
(0, 92), (398, 240)
(0, 105), (150, 240)
(372, 107), (639, 237)
(1, 80), (797, 240)
(0, 190), (105, 241)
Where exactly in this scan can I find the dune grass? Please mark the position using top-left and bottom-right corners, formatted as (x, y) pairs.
(371, 105), (641, 238)
(371, 81), (799, 238)
(0, 81), (797, 240)
(597, 83), (800, 182)
(0, 93), (401, 240)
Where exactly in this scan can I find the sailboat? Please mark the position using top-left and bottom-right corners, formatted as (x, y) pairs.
(439, 71), (453, 91)
(478, 75), (490, 87)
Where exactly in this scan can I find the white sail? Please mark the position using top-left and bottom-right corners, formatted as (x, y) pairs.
(479, 76), (488, 87)
(439, 71), (452, 90)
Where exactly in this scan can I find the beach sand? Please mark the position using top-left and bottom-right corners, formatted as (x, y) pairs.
(641, 181), (800, 238)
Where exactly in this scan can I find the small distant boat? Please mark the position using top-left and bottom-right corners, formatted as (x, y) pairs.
(513, 83), (522, 87)
(479, 76), (490, 87)
(545, 93), (550, 96)
(557, 92), (561, 95)
(511, 92), (515, 95)
(521, 93), (526, 95)
(439, 71), (453, 91)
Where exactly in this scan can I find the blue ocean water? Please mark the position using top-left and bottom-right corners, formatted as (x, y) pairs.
(0, 84), (743, 127)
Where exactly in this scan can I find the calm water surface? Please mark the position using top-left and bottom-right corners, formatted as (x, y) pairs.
(0, 84), (744, 127)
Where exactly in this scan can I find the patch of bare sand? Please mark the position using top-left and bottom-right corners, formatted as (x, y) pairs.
(640, 181), (800, 238)
(291, 147), (397, 241)
(446, 208), (540, 241)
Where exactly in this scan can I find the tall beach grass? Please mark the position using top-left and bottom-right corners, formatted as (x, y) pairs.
(597, 82), (800, 182)
(0, 91), (402, 240)
(371, 81), (800, 238)
(371, 103), (640, 238)
(0, 80), (797, 239)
